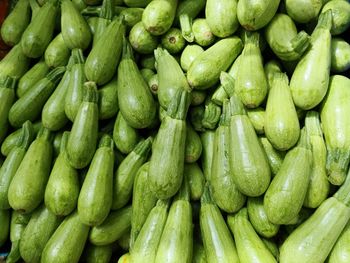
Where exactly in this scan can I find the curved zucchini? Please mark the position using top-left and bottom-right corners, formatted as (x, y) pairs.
(0, 76), (16, 143)
(200, 130), (215, 182)
(259, 136), (285, 176)
(192, 18), (216, 47)
(129, 21), (158, 54)
(331, 37), (350, 73)
(185, 124), (202, 163)
(184, 162), (205, 201)
(44, 33), (70, 68)
(329, 222), (350, 263)
(285, 0), (323, 24)
(321, 0), (350, 35)
(247, 107), (265, 135)
(98, 77), (119, 120)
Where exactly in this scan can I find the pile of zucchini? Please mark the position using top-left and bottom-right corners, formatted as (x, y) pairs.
(0, 0), (350, 262)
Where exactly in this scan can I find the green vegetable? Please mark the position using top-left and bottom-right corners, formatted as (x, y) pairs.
(21, 0), (59, 58)
(180, 44), (204, 72)
(246, 107), (265, 135)
(192, 18), (216, 47)
(0, 209), (10, 247)
(41, 211), (90, 263)
(185, 123), (202, 163)
(8, 127), (53, 214)
(98, 77), (119, 120)
(192, 241), (207, 263)
(0, 0), (31, 46)
(227, 208), (277, 263)
(330, 37), (350, 72)
(161, 27), (185, 54)
(290, 10), (332, 110)
(66, 82), (99, 169)
(81, 243), (113, 263)
(44, 33), (70, 68)
(124, 0), (151, 7)
(205, 0), (239, 38)
(119, 7), (144, 28)
(117, 38), (157, 129)
(200, 130), (215, 181)
(129, 21), (159, 54)
(184, 162), (205, 201)
(191, 90), (207, 106)
(202, 99), (221, 130)
(321, 0), (350, 35)
(264, 60), (282, 90)
(140, 54), (156, 70)
(148, 73), (159, 95)
(259, 136), (285, 176)
(0, 76), (16, 144)
(44, 132), (80, 216)
(285, 0), (323, 23)
(328, 222), (350, 263)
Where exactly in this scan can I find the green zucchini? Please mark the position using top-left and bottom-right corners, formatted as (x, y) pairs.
(237, 0), (280, 30)
(303, 111), (330, 208)
(321, 0), (350, 35)
(6, 211), (31, 263)
(187, 37), (243, 90)
(261, 238), (279, 261)
(265, 72), (300, 151)
(41, 211), (90, 263)
(81, 243), (113, 263)
(17, 60), (49, 98)
(222, 72), (271, 197)
(129, 21), (158, 54)
(130, 162), (157, 249)
(227, 208), (277, 263)
(19, 205), (63, 263)
(89, 206), (132, 245)
(140, 68), (155, 83)
(192, 18), (216, 47)
(331, 37), (350, 73)
(44, 33), (70, 68)
(279, 173), (350, 263)
(264, 129), (312, 224)
(264, 60), (282, 90)
(210, 99), (246, 213)
(328, 222), (350, 263)
(185, 123), (202, 163)
(66, 81), (99, 169)
(247, 197), (279, 238)
(8, 127), (53, 214)
(61, 0), (92, 50)
(9, 66), (65, 128)
(52, 131), (63, 157)
(148, 73), (159, 95)
(247, 107), (265, 135)
(192, 241), (207, 263)
(21, 0), (59, 58)
(124, 0), (151, 7)
(0, 0), (31, 46)
(180, 44), (204, 72)
(78, 135), (114, 226)
(320, 75), (350, 185)
(235, 31), (268, 108)
(265, 13), (310, 61)
(200, 130), (215, 181)
(140, 54), (156, 70)
(286, 0), (323, 23)
(184, 162), (205, 201)
(44, 132), (80, 216)
(113, 111), (141, 154)
(148, 91), (190, 199)
(0, 121), (34, 209)
(0, 76), (16, 143)
(155, 180), (193, 263)
(161, 27), (185, 54)
(205, 0), (239, 38)
(65, 48), (85, 122)
(85, 16), (125, 85)
(130, 200), (169, 263)
(290, 10), (332, 110)
(118, 231), (131, 252)
(112, 137), (152, 210)
(201, 99), (221, 130)
(117, 38), (157, 129)
(119, 7), (144, 28)
(142, 0), (177, 36)
(259, 136), (285, 176)
(200, 187), (240, 263)
(191, 90), (207, 106)
(98, 77), (119, 120)
(154, 47), (191, 110)
(0, 209), (10, 247)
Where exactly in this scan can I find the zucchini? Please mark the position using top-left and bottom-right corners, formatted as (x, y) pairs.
(259, 136), (285, 176)
(320, 75), (350, 185)
(89, 0), (113, 46)
(129, 21), (158, 54)
(9, 66), (65, 128)
(130, 162), (157, 249)
(124, 0), (151, 7)
(328, 222), (350, 263)
(286, 0), (323, 23)
(66, 81), (99, 169)
(180, 44), (204, 72)
(148, 91), (190, 199)
(184, 162), (205, 201)
(187, 37), (243, 90)
(81, 243), (113, 263)
(192, 241), (207, 263)
(44, 33), (70, 68)
(154, 47), (191, 110)
(264, 129), (312, 224)
(192, 18), (216, 47)
(21, 0), (59, 58)
(200, 187), (240, 263)
(210, 99), (246, 213)
(185, 123), (202, 163)
(0, 121), (34, 209)
(140, 54), (156, 70)
(89, 206), (132, 246)
(85, 16), (125, 85)
(321, 0), (350, 35)
(44, 132), (80, 216)
(41, 211), (90, 263)
(119, 7), (144, 28)
(303, 111), (330, 208)
(0, 0), (31, 46)
(201, 99), (221, 130)
(155, 180), (193, 263)
(222, 72), (271, 197)
(61, 0), (92, 50)
(112, 137), (152, 210)
(227, 208), (277, 263)
(130, 200), (170, 263)
(247, 107), (265, 135)
(117, 38), (157, 129)
(8, 127), (53, 214)
(161, 27), (185, 54)
(0, 209), (10, 247)
(200, 130), (215, 181)
(98, 77), (119, 120)
(264, 60), (282, 90)
(19, 205), (63, 263)
(290, 10), (332, 110)
(330, 37), (350, 73)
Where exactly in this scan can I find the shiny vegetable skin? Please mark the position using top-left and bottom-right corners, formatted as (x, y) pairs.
(85, 16), (125, 85)
(290, 10), (332, 110)
(1, 0), (31, 46)
(21, 0), (59, 58)
(8, 128), (53, 214)
(200, 187), (240, 263)
(259, 136), (285, 176)
(117, 38), (157, 129)
(320, 75), (350, 185)
(227, 208), (277, 263)
(61, 0), (92, 50)
(184, 162), (205, 201)
(185, 124), (202, 163)
(0, 77), (16, 144)
(331, 37), (350, 73)
(66, 82), (99, 169)
(321, 0), (350, 35)
(44, 33), (70, 68)
(286, 0), (323, 24)
(329, 222), (350, 263)
(148, 91), (190, 199)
